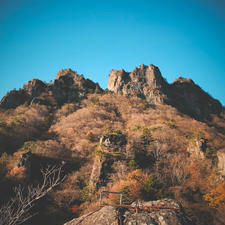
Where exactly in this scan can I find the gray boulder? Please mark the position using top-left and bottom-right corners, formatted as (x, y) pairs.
(64, 199), (194, 225)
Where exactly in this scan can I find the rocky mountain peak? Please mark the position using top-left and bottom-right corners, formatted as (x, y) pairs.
(108, 64), (168, 104)
(132, 64), (167, 87)
(0, 69), (102, 109)
(172, 76), (194, 85)
(107, 64), (223, 119)
(23, 79), (47, 97)
(56, 68), (80, 80)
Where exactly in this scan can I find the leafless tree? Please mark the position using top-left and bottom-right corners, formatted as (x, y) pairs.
(0, 165), (65, 225)
(151, 141), (167, 183)
(151, 141), (165, 162)
(169, 154), (189, 185)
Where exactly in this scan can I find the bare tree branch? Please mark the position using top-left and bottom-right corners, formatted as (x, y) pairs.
(0, 165), (65, 225)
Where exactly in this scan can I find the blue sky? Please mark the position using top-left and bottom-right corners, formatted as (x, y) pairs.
(0, 0), (225, 105)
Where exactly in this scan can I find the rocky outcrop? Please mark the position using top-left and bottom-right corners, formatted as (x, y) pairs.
(0, 79), (47, 109)
(217, 149), (225, 176)
(64, 199), (194, 225)
(100, 131), (127, 153)
(89, 132), (127, 190)
(89, 157), (103, 190)
(17, 151), (33, 169)
(24, 79), (47, 98)
(0, 89), (29, 109)
(1, 64), (222, 119)
(170, 76), (222, 119)
(187, 138), (207, 159)
(108, 64), (222, 119)
(53, 69), (102, 106)
(0, 69), (102, 109)
(108, 64), (169, 104)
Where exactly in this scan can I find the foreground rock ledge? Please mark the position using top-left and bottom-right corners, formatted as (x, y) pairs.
(64, 199), (194, 225)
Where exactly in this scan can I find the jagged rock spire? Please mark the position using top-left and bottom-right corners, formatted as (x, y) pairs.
(108, 64), (169, 104)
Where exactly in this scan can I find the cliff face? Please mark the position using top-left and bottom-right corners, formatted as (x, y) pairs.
(0, 69), (102, 109)
(108, 64), (222, 119)
(108, 64), (169, 104)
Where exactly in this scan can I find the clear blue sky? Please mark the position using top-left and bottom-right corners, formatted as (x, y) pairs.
(0, 0), (225, 105)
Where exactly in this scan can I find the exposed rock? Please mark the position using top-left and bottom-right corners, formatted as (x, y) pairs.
(0, 64), (222, 120)
(100, 131), (127, 152)
(23, 79), (47, 98)
(108, 64), (169, 104)
(17, 151), (33, 169)
(89, 131), (127, 190)
(0, 89), (29, 109)
(170, 76), (222, 119)
(89, 157), (103, 190)
(64, 199), (194, 225)
(217, 149), (225, 176)
(108, 64), (222, 119)
(64, 206), (118, 225)
(187, 138), (207, 159)
(0, 69), (102, 109)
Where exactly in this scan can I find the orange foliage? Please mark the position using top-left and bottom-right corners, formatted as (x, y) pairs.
(204, 183), (225, 208)
(8, 166), (26, 178)
(108, 170), (146, 204)
(186, 162), (201, 188)
(71, 205), (80, 215)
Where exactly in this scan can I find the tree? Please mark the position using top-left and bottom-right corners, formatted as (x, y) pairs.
(0, 165), (65, 225)
(204, 183), (225, 209)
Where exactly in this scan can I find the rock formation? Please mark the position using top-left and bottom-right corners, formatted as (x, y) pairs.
(108, 64), (223, 119)
(187, 138), (207, 160)
(217, 149), (225, 176)
(170, 76), (222, 119)
(1, 64), (222, 119)
(100, 131), (127, 152)
(53, 69), (102, 106)
(64, 199), (194, 225)
(0, 69), (102, 109)
(108, 64), (169, 104)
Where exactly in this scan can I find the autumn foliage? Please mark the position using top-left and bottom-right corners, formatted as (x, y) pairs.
(8, 166), (26, 178)
(108, 170), (165, 204)
(204, 183), (225, 209)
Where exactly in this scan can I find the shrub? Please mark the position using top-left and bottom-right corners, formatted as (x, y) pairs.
(71, 205), (80, 215)
(80, 185), (90, 202)
(186, 130), (204, 140)
(163, 119), (177, 129)
(204, 146), (217, 160)
(42, 115), (53, 129)
(8, 166), (26, 179)
(141, 128), (154, 145)
(94, 144), (105, 160)
(204, 183), (225, 208)
(85, 131), (96, 142)
(109, 170), (146, 204)
(20, 141), (37, 153)
(128, 160), (139, 170)
(0, 121), (7, 128)
(142, 174), (165, 200)
(108, 170), (165, 204)
(0, 152), (9, 175)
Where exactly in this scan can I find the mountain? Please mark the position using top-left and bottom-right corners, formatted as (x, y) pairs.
(0, 64), (225, 225)
(0, 68), (102, 109)
(108, 64), (222, 119)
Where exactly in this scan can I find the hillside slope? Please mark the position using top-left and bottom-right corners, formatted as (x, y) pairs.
(0, 64), (225, 225)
